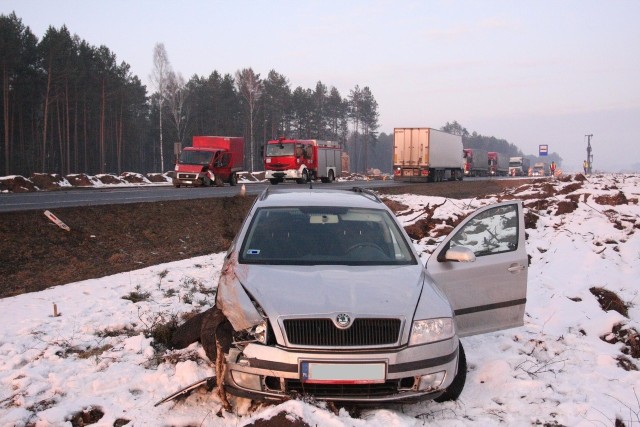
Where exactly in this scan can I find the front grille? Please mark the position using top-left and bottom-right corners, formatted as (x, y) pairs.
(285, 379), (405, 397)
(177, 173), (197, 179)
(283, 318), (401, 347)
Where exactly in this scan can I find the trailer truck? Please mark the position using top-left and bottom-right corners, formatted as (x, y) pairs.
(463, 148), (489, 177)
(393, 128), (463, 182)
(532, 162), (550, 177)
(173, 136), (244, 187)
(488, 152), (510, 176)
(509, 157), (531, 177)
(264, 138), (342, 184)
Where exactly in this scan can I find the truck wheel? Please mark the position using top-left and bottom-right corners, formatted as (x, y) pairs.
(434, 342), (467, 402)
(229, 173), (237, 186)
(297, 170), (309, 184)
(269, 178), (280, 185)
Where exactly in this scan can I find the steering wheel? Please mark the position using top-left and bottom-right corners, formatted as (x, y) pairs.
(346, 242), (386, 255)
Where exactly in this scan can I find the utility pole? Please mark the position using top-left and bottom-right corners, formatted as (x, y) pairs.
(585, 134), (593, 174)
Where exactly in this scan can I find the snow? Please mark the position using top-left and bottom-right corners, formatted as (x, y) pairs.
(2, 174), (640, 426)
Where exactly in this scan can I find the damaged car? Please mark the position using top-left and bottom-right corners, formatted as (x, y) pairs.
(206, 187), (528, 403)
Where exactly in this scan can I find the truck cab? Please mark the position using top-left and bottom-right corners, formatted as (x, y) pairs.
(174, 148), (233, 187)
(173, 136), (243, 187)
(264, 138), (341, 185)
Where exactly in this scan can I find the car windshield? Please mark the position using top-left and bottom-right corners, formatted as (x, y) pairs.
(239, 206), (417, 265)
(265, 144), (295, 157)
(179, 150), (213, 165)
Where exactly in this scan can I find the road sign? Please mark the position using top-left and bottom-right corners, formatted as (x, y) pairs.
(539, 144), (548, 156)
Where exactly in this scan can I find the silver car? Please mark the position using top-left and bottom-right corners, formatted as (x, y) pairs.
(214, 187), (528, 403)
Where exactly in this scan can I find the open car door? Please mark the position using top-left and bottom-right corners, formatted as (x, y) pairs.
(426, 201), (528, 337)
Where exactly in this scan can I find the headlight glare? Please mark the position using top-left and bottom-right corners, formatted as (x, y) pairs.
(409, 318), (455, 346)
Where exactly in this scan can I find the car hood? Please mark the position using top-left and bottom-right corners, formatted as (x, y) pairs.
(176, 163), (205, 173)
(236, 264), (424, 319)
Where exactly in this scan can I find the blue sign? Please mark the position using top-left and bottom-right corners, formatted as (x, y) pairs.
(539, 144), (548, 156)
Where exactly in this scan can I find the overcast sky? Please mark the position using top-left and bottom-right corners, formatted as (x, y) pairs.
(3, 1), (639, 172)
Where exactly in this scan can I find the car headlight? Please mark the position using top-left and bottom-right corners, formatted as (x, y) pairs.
(409, 318), (455, 346)
(233, 320), (269, 346)
(251, 321), (268, 344)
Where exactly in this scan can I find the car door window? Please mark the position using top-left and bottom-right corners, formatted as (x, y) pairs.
(449, 204), (518, 257)
(427, 201), (527, 337)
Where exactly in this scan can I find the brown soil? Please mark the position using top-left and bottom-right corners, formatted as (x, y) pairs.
(0, 178), (534, 299)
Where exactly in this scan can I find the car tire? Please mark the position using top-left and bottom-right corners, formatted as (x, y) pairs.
(434, 342), (467, 402)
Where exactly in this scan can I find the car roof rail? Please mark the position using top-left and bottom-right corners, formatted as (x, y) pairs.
(259, 186), (270, 201)
(350, 187), (382, 203)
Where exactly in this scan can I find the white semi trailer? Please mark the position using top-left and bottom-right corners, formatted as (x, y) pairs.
(393, 128), (463, 182)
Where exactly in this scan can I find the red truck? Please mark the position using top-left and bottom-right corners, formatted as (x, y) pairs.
(173, 136), (244, 187)
(463, 148), (489, 177)
(264, 138), (342, 184)
(488, 152), (509, 176)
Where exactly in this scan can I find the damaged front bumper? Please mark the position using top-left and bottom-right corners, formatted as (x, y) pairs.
(223, 338), (458, 403)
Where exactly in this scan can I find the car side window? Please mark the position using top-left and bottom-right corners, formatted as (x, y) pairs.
(449, 204), (518, 257)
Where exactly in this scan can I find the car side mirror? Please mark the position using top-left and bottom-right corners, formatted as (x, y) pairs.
(443, 246), (476, 262)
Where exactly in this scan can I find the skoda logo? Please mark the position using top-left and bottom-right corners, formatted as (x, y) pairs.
(335, 313), (351, 328)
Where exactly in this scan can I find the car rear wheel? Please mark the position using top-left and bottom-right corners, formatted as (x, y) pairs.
(434, 342), (467, 402)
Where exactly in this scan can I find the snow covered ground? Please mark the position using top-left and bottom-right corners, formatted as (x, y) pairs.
(1, 174), (639, 426)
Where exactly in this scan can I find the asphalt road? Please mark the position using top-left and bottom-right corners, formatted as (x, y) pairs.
(0, 179), (406, 213)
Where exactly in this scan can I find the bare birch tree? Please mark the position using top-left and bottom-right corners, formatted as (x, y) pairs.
(165, 71), (190, 147)
(150, 43), (171, 172)
(235, 68), (262, 171)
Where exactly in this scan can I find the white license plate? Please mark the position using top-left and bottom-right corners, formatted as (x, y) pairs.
(301, 362), (386, 384)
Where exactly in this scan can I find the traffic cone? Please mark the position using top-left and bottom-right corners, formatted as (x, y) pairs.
(240, 184), (246, 196)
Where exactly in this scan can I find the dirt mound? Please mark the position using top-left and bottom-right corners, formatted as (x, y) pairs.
(146, 173), (171, 183)
(120, 172), (150, 183)
(555, 200), (579, 215)
(1, 172), (171, 192)
(594, 191), (628, 206)
(0, 175), (37, 192)
(381, 198), (409, 214)
(30, 173), (68, 190)
(96, 174), (125, 185)
(66, 174), (97, 187)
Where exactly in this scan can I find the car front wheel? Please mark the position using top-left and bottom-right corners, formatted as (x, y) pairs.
(434, 342), (467, 402)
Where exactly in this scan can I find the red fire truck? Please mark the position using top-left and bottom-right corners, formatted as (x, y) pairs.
(264, 138), (342, 185)
(173, 136), (244, 187)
